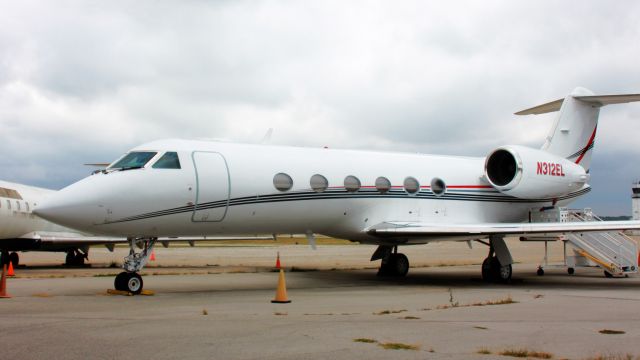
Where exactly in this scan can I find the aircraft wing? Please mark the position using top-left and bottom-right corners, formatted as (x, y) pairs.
(367, 220), (640, 237)
(19, 232), (275, 248)
(20, 232), (125, 246)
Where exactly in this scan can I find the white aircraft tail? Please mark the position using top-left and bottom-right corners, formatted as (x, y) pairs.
(516, 87), (640, 172)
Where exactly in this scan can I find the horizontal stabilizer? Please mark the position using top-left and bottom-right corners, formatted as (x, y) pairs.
(515, 99), (564, 115)
(516, 93), (640, 115)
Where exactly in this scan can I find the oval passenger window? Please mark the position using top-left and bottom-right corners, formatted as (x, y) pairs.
(310, 174), (328, 192)
(404, 177), (420, 194)
(431, 177), (446, 196)
(344, 175), (361, 192)
(375, 177), (391, 193)
(273, 173), (294, 191)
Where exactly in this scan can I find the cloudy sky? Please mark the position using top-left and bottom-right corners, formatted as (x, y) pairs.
(1, 1), (639, 215)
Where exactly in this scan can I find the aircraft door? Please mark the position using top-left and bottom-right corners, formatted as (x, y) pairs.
(191, 151), (230, 222)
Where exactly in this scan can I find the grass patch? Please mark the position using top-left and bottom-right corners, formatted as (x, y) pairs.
(31, 292), (53, 298)
(402, 316), (420, 320)
(274, 312), (288, 316)
(202, 309), (208, 315)
(353, 338), (377, 343)
(93, 273), (119, 277)
(378, 342), (420, 351)
(499, 348), (553, 359)
(374, 309), (407, 315)
(599, 329), (626, 335)
(474, 326), (488, 330)
(585, 354), (639, 360)
(534, 294), (544, 299)
(477, 348), (492, 355)
(471, 295), (517, 306)
(425, 295), (517, 311)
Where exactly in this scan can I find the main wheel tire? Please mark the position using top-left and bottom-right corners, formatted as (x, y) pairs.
(114, 272), (128, 291)
(481, 257), (493, 282)
(126, 273), (143, 294)
(567, 267), (575, 275)
(74, 253), (85, 266)
(9, 252), (19, 267)
(65, 252), (74, 266)
(604, 270), (613, 278)
(537, 267), (544, 276)
(390, 253), (409, 277)
(498, 264), (512, 283)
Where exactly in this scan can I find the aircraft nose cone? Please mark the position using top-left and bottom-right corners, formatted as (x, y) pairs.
(33, 179), (107, 231)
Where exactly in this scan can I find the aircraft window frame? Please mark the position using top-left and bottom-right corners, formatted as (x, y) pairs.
(404, 177), (420, 194)
(16, 201), (20, 211)
(6, 200), (10, 210)
(152, 152), (182, 169)
(375, 176), (391, 193)
(25, 202), (30, 212)
(108, 151), (158, 170)
(273, 173), (294, 192)
(344, 175), (361, 192)
(431, 177), (446, 196)
(310, 174), (329, 193)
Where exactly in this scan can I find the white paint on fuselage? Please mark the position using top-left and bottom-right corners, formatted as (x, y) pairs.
(38, 139), (585, 243)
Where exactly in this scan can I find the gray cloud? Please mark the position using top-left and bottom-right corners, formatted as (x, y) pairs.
(1, 0), (639, 215)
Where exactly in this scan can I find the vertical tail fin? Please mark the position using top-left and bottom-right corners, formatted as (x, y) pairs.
(515, 87), (640, 172)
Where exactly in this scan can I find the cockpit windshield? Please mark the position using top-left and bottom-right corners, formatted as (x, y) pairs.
(108, 151), (157, 170)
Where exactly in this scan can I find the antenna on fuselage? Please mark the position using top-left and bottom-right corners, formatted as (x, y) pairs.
(261, 128), (273, 144)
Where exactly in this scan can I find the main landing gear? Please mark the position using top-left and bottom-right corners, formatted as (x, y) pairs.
(0, 251), (19, 267)
(65, 249), (87, 266)
(372, 245), (410, 277)
(114, 237), (156, 294)
(480, 235), (513, 283)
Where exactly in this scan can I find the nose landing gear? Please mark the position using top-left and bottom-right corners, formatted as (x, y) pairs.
(114, 237), (156, 294)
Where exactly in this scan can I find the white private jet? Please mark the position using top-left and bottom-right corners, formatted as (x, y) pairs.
(35, 87), (640, 294)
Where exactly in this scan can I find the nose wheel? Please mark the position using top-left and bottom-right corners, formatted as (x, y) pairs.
(114, 272), (143, 294)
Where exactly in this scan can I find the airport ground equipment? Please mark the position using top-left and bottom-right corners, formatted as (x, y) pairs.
(522, 208), (638, 277)
(632, 181), (640, 235)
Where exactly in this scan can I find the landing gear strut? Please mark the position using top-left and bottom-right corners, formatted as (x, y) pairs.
(481, 235), (513, 283)
(373, 245), (410, 277)
(114, 237), (156, 294)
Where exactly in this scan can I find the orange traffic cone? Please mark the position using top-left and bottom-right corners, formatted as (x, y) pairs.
(150, 250), (156, 262)
(7, 261), (15, 277)
(271, 269), (291, 303)
(0, 264), (11, 298)
(275, 252), (281, 269)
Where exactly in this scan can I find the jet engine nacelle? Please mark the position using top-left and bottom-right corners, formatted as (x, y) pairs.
(484, 145), (589, 199)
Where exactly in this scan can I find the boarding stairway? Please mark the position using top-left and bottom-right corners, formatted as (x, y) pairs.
(524, 208), (638, 276)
